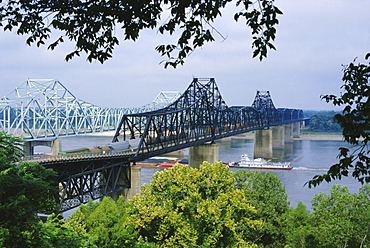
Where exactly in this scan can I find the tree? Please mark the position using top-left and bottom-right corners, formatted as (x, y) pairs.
(285, 202), (316, 248)
(310, 184), (370, 247)
(0, 132), (60, 247)
(307, 53), (370, 187)
(0, 131), (23, 165)
(66, 196), (137, 247)
(129, 162), (261, 247)
(24, 214), (83, 248)
(0, 0), (282, 67)
(234, 170), (290, 247)
(307, 111), (342, 133)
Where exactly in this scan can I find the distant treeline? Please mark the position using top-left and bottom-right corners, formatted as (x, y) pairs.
(304, 110), (342, 133)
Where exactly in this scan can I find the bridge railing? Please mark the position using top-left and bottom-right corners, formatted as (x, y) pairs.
(23, 149), (135, 164)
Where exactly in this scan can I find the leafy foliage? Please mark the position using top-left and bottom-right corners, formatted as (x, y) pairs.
(66, 196), (137, 247)
(130, 162), (261, 247)
(307, 53), (370, 187)
(285, 185), (370, 248)
(307, 111), (342, 133)
(21, 215), (82, 248)
(0, 132), (64, 247)
(286, 202), (315, 248)
(310, 184), (370, 247)
(0, 0), (282, 67)
(0, 131), (24, 165)
(0, 162), (59, 247)
(234, 170), (290, 247)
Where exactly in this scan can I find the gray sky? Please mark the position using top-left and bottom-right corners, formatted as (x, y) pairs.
(0, 0), (369, 110)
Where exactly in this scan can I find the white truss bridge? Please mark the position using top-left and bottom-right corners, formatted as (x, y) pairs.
(0, 79), (180, 140)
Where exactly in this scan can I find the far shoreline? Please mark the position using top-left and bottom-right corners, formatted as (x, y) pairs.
(296, 133), (343, 141)
(85, 131), (344, 141)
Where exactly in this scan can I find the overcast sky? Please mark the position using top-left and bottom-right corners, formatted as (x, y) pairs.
(0, 0), (369, 111)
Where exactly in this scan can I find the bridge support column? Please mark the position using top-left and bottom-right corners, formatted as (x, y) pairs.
(272, 126), (285, 150)
(189, 143), (219, 169)
(123, 164), (142, 200)
(293, 122), (301, 138)
(23, 139), (62, 157)
(284, 124), (294, 143)
(254, 129), (273, 159)
(51, 139), (62, 155)
(110, 164), (141, 201)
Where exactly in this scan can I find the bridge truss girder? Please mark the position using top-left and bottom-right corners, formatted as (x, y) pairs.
(113, 78), (304, 161)
(0, 79), (180, 139)
(42, 157), (131, 212)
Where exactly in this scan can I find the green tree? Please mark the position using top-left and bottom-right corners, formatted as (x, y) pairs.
(308, 53), (370, 187)
(234, 170), (290, 247)
(0, 131), (23, 165)
(0, 132), (64, 247)
(22, 214), (83, 248)
(310, 184), (370, 248)
(66, 196), (137, 247)
(286, 202), (316, 248)
(308, 111), (342, 133)
(0, 0), (282, 67)
(129, 162), (261, 247)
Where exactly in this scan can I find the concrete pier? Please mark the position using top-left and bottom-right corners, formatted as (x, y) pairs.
(284, 124), (294, 143)
(110, 164), (141, 201)
(124, 164), (142, 200)
(293, 122), (301, 138)
(189, 143), (219, 169)
(24, 139), (62, 157)
(272, 126), (285, 150)
(254, 129), (273, 159)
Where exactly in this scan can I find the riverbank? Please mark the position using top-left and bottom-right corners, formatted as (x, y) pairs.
(296, 134), (343, 141)
(85, 131), (343, 141)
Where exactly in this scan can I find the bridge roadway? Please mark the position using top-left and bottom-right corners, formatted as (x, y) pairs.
(24, 78), (304, 211)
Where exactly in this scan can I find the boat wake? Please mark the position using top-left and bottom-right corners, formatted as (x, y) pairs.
(292, 167), (328, 171)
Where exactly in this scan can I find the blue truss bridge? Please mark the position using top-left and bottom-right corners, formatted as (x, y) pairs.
(17, 77), (303, 211)
(111, 78), (303, 161)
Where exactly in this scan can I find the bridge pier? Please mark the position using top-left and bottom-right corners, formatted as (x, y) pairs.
(125, 164), (142, 200)
(110, 164), (142, 201)
(23, 139), (62, 157)
(189, 143), (219, 169)
(272, 126), (285, 150)
(293, 122), (301, 138)
(284, 124), (294, 143)
(254, 129), (273, 159)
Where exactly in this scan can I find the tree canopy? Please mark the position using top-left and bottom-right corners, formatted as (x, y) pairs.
(307, 111), (342, 133)
(129, 162), (261, 247)
(307, 53), (370, 187)
(234, 170), (290, 247)
(0, 132), (72, 247)
(63, 165), (370, 247)
(310, 184), (370, 247)
(0, 0), (282, 67)
(66, 196), (137, 247)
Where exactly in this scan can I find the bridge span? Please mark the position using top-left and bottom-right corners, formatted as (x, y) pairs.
(24, 78), (304, 211)
(0, 79), (180, 139)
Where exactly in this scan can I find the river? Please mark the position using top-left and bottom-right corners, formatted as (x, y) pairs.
(35, 132), (362, 210)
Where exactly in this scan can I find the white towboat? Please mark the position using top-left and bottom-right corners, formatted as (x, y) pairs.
(229, 154), (292, 170)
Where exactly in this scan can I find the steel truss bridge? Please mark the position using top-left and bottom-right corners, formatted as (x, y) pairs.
(0, 79), (180, 139)
(112, 78), (304, 160)
(25, 78), (303, 211)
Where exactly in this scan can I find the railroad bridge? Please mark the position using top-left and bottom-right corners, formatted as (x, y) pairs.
(15, 78), (303, 211)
